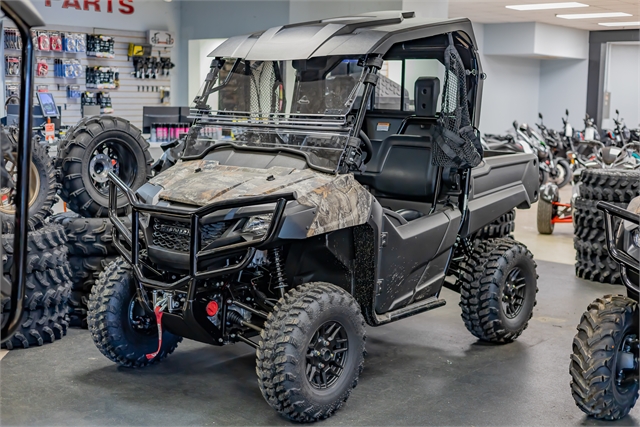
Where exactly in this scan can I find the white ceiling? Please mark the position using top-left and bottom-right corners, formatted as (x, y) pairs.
(449, 0), (640, 31)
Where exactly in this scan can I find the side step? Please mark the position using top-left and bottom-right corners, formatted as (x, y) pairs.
(374, 296), (446, 325)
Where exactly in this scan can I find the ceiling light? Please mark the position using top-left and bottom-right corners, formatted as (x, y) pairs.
(557, 12), (632, 19)
(506, 3), (589, 11)
(598, 21), (640, 27)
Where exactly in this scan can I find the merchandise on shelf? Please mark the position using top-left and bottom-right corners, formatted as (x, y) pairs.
(49, 31), (62, 52)
(36, 57), (49, 77)
(67, 84), (82, 99)
(132, 56), (175, 79)
(96, 91), (113, 114)
(3, 27), (22, 50)
(86, 34), (115, 58)
(54, 58), (83, 78)
(36, 30), (50, 51)
(5, 84), (20, 100)
(5, 55), (21, 76)
(86, 66), (119, 89)
(62, 33), (86, 53)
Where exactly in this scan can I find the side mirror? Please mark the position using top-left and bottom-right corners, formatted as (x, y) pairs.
(616, 109), (619, 115)
(538, 112), (543, 119)
(513, 120), (519, 129)
(565, 109), (569, 115)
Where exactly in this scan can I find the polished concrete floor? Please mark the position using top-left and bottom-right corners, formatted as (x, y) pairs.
(1, 186), (638, 426)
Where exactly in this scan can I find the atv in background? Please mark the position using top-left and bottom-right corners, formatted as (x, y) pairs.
(570, 197), (639, 420)
(88, 12), (539, 422)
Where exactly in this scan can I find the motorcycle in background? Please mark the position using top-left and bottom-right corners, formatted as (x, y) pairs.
(536, 113), (572, 188)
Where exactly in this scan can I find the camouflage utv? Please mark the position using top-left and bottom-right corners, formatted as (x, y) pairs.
(88, 12), (541, 422)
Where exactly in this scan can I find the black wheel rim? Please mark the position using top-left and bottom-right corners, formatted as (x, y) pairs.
(615, 333), (639, 393)
(128, 297), (154, 335)
(306, 321), (349, 390)
(501, 267), (527, 319)
(88, 139), (138, 196)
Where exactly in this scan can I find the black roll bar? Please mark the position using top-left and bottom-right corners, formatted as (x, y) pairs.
(1, 0), (45, 344)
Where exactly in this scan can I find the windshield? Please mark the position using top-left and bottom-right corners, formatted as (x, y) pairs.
(193, 57), (365, 120)
(187, 56), (367, 171)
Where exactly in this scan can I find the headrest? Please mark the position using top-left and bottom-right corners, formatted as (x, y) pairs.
(414, 77), (440, 117)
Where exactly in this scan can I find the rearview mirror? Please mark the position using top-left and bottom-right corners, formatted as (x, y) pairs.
(616, 109), (619, 115)
(565, 109), (569, 115)
(538, 113), (543, 119)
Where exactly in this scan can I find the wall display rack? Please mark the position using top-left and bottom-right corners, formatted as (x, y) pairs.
(2, 25), (173, 129)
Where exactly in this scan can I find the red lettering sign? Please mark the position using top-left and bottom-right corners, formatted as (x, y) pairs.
(45, 0), (134, 15)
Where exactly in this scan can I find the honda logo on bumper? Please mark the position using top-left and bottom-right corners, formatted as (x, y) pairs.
(158, 224), (191, 236)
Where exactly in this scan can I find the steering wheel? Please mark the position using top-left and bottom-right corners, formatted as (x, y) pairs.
(359, 130), (373, 164)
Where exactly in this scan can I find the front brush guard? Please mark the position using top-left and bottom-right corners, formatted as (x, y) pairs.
(598, 201), (640, 294)
(107, 171), (293, 295)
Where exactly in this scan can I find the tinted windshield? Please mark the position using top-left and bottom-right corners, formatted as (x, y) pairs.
(194, 57), (365, 120)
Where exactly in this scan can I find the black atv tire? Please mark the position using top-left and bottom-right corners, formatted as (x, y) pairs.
(575, 253), (622, 285)
(551, 159), (572, 189)
(68, 290), (89, 328)
(580, 169), (640, 204)
(23, 265), (73, 310)
(458, 238), (538, 343)
(257, 282), (366, 422)
(68, 255), (118, 292)
(573, 198), (626, 285)
(570, 295), (639, 420)
(2, 223), (69, 274)
(87, 258), (181, 367)
(0, 137), (60, 233)
(52, 212), (117, 256)
(1, 303), (69, 349)
(475, 209), (516, 239)
(537, 199), (554, 235)
(57, 116), (152, 218)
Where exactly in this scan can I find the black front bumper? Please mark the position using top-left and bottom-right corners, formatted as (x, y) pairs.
(107, 171), (293, 291)
(598, 201), (640, 294)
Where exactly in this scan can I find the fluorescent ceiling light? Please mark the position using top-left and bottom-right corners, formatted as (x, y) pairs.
(557, 12), (632, 19)
(598, 21), (640, 27)
(506, 3), (588, 11)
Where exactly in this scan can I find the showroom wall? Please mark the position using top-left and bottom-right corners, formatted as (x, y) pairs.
(475, 21), (589, 134)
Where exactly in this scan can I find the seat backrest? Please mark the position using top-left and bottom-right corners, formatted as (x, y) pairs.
(355, 76), (441, 201)
(356, 135), (438, 201)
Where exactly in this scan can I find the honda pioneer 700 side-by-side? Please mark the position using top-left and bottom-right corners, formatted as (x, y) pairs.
(86, 12), (540, 422)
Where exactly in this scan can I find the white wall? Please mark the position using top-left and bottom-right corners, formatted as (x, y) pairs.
(476, 22), (589, 134)
(187, 38), (226, 105)
(603, 43), (640, 130)
(538, 59), (588, 131)
(475, 23), (540, 134)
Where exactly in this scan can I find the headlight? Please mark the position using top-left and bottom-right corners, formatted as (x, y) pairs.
(632, 228), (640, 248)
(242, 214), (273, 236)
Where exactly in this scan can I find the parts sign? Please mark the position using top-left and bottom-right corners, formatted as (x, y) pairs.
(44, 0), (134, 15)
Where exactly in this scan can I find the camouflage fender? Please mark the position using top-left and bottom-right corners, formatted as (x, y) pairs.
(148, 160), (373, 237)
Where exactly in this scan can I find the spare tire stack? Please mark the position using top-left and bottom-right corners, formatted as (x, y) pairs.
(54, 116), (151, 328)
(1, 126), (73, 349)
(51, 213), (119, 328)
(573, 169), (640, 284)
(1, 224), (73, 349)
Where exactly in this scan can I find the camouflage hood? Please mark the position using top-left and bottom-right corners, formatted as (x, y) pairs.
(148, 159), (373, 236)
